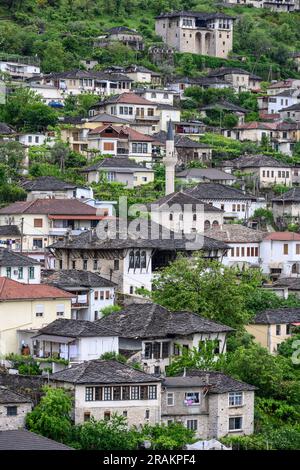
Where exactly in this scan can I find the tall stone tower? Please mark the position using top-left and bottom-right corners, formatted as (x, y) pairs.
(163, 120), (177, 195)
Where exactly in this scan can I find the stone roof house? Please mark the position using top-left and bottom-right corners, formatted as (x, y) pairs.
(49, 359), (161, 426)
(81, 157), (154, 188)
(33, 318), (119, 364)
(0, 387), (32, 431)
(48, 218), (230, 295)
(20, 176), (93, 201)
(184, 182), (264, 221)
(148, 190), (224, 234)
(0, 248), (41, 284)
(162, 370), (256, 438)
(41, 269), (116, 321)
(96, 302), (233, 374)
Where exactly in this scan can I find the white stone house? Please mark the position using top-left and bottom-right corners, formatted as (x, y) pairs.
(48, 220), (230, 297)
(134, 88), (175, 106)
(205, 225), (265, 269)
(0, 248), (41, 284)
(149, 191), (224, 234)
(33, 319), (119, 363)
(268, 90), (300, 115)
(0, 59), (40, 80)
(184, 183), (265, 222)
(155, 11), (234, 59)
(49, 359), (161, 426)
(260, 232), (300, 278)
(230, 154), (292, 189)
(161, 371), (256, 439)
(41, 269), (116, 321)
(279, 103), (300, 122)
(21, 176), (93, 201)
(96, 303), (233, 375)
(0, 387), (32, 431)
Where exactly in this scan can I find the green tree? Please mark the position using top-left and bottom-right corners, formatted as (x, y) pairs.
(26, 387), (73, 443)
(140, 422), (195, 450)
(167, 340), (224, 376)
(142, 253), (263, 329)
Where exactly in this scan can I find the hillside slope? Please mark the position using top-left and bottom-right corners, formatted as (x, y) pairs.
(0, 1), (300, 79)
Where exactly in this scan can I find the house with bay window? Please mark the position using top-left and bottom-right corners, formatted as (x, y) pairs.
(161, 370), (256, 438)
(96, 303), (233, 375)
(49, 359), (161, 426)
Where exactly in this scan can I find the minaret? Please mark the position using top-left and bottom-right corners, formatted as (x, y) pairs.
(163, 120), (177, 195)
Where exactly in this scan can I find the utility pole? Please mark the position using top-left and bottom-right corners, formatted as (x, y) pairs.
(20, 217), (24, 253)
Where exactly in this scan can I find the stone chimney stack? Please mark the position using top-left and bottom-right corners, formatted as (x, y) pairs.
(163, 120), (177, 195)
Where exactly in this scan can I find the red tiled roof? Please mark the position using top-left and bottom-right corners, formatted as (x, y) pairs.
(114, 92), (154, 105)
(0, 199), (98, 216)
(89, 124), (154, 141)
(268, 79), (294, 89)
(259, 112), (280, 121)
(0, 277), (73, 301)
(263, 232), (300, 241)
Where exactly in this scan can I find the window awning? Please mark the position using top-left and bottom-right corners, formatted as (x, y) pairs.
(32, 334), (75, 343)
(48, 215), (108, 220)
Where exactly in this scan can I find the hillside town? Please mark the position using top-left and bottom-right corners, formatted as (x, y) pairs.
(0, 0), (300, 453)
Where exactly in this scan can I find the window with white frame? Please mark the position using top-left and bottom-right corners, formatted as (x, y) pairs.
(229, 416), (243, 431)
(167, 392), (174, 406)
(186, 419), (198, 431)
(56, 304), (65, 317)
(85, 387), (94, 401)
(228, 392), (243, 407)
(35, 304), (44, 317)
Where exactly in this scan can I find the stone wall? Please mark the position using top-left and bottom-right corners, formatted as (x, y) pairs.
(0, 402), (32, 431)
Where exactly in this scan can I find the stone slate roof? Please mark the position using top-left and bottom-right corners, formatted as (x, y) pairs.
(0, 386), (31, 404)
(0, 198), (97, 215)
(232, 154), (291, 169)
(106, 26), (140, 35)
(82, 157), (150, 173)
(207, 67), (253, 77)
(272, 187), (300, 202)
(156, 11), (234, 20)
(185, 182), (257, 201)
(0, 248), (40, 267)
(205, 225), (266, 243)
(0, 225), (21, 237)
(153, 130), (209, 149)
(91, 92), (153, 108)
(280, 103), (300, 112)
(272, 277), (300, 290)
(176, 168), (235, 180)
(96, 303), (233, 339)
(35, 318), (117, 338)
(20, 176), (80, 192)
(50, 359), (160, 384)
(41, 269), (116, 289)
(48, 218), (230, 252)
(0, 123), (15, 135)
(163, 370), (256, 393)
(148, 191), (223, 212)
(88, 113), (131, 124)
(253, 308), (300, 325)
(200, 100), (248, 114)
(0, 430), (72, 450)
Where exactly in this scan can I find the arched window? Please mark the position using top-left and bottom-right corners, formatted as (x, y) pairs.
(129, 250), (134, 269)
(169, 213), (173, 221)
(204, 220), (211, 230)
(212, 220), (219, 228)
(141, 251), (147, 269)
(135, 250), (141, 269)
(193, 214), (197, 221)
(292, 263), (298, 274)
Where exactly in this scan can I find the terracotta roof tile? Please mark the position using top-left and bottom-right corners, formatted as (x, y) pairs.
(0, 277), (73, 301)
(0, 199), (98, 216)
